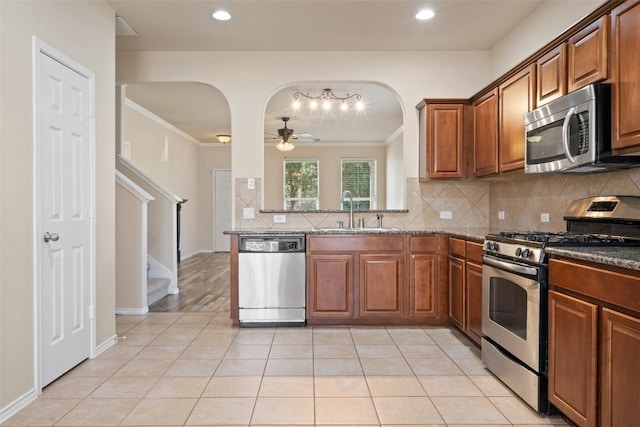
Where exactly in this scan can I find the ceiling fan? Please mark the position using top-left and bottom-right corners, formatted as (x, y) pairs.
(266, 117), (320, 143)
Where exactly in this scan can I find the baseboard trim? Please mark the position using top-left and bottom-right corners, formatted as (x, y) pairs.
(93, 334), (118, 358)
(0, 388), (38, 424)
(115, 307), (149, 315)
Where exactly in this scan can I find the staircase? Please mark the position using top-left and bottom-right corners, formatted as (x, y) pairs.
(147, 277), (171, 306)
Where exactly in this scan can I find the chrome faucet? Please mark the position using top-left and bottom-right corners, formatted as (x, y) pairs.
(341, 190), (354, 228)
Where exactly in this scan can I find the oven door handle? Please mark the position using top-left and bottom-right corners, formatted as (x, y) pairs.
(483, 255), (538, 276)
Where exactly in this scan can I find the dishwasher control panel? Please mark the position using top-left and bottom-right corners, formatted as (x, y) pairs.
(238, 234), (305, 253)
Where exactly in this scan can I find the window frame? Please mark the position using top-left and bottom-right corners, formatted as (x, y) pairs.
(340, 158), (377, 210)
(282, 158), (320, 211)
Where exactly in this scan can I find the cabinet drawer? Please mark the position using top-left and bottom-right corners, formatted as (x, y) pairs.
(449, 237), (465, 257)
(549, 258), (640, 314)
(466, 241), (484, 263)
(409, 236), (441, 252)
(308, 235), (404, 252)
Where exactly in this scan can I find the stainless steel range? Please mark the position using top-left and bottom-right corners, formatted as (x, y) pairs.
(481, 196), (640, 414)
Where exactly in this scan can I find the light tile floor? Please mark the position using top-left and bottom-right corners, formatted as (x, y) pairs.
(2, 312), (569, 426)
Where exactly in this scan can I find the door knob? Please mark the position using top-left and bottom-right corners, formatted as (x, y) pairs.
(43, 232), (60, 243)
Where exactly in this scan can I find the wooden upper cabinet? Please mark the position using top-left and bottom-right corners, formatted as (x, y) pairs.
(611, 0), (640, 152)
(537, 44), (566, 106)
(473, 89), (499, 177)
(500, 64), (535, 172)
(568, 15), (609, 93)
(418, 100), (467, 180)
(428, 104), (465, 178)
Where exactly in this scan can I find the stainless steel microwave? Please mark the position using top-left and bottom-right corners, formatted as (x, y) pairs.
(524, 83), (640, 173)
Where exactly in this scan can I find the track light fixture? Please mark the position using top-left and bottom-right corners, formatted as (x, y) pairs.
(292, 88), (363, 111)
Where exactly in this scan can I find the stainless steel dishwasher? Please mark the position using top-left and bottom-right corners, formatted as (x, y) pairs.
(238, 234), (306, 326)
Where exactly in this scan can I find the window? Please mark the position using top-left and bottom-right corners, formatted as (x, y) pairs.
(283, 159), (319, 210)
(341, 159), (377, 210)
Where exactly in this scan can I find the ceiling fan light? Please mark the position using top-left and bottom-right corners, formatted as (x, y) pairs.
(292, 100), (300, 109)
(276, 140), (295, 152)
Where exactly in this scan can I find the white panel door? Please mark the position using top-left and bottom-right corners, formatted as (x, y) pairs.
(38, 51), (92, 387)
(214, 170), (231, 252)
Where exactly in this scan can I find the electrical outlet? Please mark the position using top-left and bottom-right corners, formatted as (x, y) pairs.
(273, 214), (286, 223)
(247, 178), (255, 190)
(541, 213), (550, 223)
(498, 211), (506, 220)
(243, 207), (255, 219)
(440, 211), (453, 219)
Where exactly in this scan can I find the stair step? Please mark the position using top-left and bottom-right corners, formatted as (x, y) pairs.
(147, 277), (170, 305)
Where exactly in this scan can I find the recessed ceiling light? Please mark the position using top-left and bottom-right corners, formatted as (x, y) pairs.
(212, 10), (231, 21)
(415, 9), (435, 20)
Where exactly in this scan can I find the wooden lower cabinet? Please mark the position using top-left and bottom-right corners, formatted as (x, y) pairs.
(549, 257), (640, 427)
(360, 254), (404, 317)
(306, 234), (446, 324)
(307, 254), (354, 318)
(448, 255), (465, 329)
(465, 261), (483, 344)
(409, 253), (438, 317)
(548, 290), (598, 427)
(448, 237), (483, 344)
(600, 308), (640, 427)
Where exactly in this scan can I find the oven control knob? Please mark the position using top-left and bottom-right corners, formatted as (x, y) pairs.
(515, 248), (522, 257)
(521, 248), (532, 259)
(485, 242), (499, 251)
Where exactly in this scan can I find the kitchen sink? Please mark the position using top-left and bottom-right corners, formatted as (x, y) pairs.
(312, 227), (400, 232)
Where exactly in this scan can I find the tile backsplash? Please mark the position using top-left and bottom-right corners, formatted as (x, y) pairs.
(234, 168), (640, 232)
(489, 168), (640, 232)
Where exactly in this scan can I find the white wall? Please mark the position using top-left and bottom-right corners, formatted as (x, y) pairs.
(264, 144), (387, 210)
(121, 99), (201, 257)
(0, 0), (115, 411)
(386, 132), (404, 209)
(116, 50), (492, 194)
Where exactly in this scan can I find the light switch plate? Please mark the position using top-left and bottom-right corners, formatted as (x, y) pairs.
(243, 207), (255, 219)
(440, 211), (453, 219)
(247, 178), (255, 190)
(498, 211), (505, 220)
(273, 214), (286, 223)
(541, 213), (550, 222)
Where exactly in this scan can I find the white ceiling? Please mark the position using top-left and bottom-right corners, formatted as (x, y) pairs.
(111, 0), (546, 144)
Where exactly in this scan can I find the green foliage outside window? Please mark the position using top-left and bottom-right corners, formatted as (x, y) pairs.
(284, 160), (319, 210)
(341, 160), (376, 210)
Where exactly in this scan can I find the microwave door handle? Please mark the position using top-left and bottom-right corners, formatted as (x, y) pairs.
(562, 107), (578, 164)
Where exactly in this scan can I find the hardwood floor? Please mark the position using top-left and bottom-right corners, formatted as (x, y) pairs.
(149, 252), (230, 312)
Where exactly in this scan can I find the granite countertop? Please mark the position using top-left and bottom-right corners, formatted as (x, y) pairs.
(224, 229), (640, 271)
(224, 227), (491, 242)
(546, 246), (640, 271)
